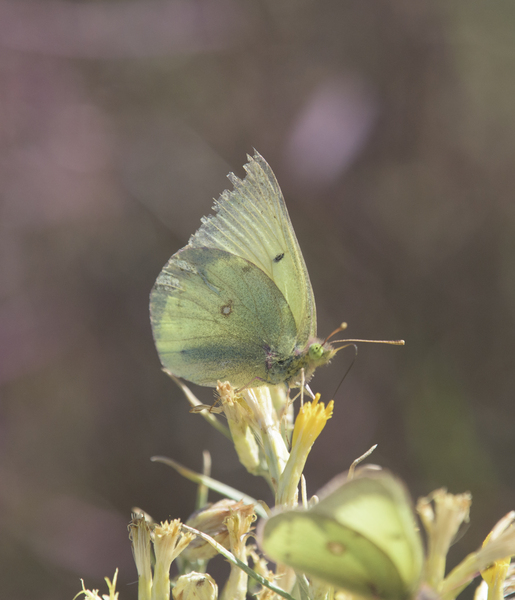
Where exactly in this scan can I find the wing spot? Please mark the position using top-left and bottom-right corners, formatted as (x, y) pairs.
(327, 541), (346, 555)
(221, 300), (233, 316)
(274, 253), (285, 263)
(242, 264), (252, 273)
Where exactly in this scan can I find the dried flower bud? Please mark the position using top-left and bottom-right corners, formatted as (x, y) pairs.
(417, 488), (471, 589)
(128, 515), (153, 600)
(183, 499), (253, 561)
(218, 382), (261, 475)
(172, 572), (218, 600)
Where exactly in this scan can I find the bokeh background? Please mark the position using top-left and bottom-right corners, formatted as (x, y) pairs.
(1, 1), (515, 598)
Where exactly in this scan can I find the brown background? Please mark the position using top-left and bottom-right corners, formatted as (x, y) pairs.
(1, 1), (515, 598)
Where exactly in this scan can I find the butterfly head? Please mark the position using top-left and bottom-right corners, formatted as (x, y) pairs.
(301, 323), (350, 379)
(307, 341), (337, 371)
(287, 323), (349, 386)
(280, 339), (337, 388)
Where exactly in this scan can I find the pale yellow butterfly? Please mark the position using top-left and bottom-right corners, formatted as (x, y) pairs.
(149, 152), (337, 388)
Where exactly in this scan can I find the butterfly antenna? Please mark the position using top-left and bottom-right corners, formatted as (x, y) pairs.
(322, 322), (348, 345)
(332, 338), (405, 348)
(331, 337), (404, 397)
(332, 343), (358, 398)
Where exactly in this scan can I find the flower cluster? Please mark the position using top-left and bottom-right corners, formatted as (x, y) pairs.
(76, 378), (515, 600)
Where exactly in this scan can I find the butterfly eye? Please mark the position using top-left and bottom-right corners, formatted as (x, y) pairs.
(308, 343), (324, 360)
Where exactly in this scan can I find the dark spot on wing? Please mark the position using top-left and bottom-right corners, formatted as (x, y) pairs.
(327, 541), (346, 555)
(274, 253), (285, 263)
(221, 300), (233, 316)
(242, 264), (252, 273)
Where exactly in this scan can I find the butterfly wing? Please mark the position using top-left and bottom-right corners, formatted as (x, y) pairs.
(188, 151), (316, 345)
(261, 512), (407, 600)
(150, 247), (298, 387)
(313, 467), (424, 596)
(260, 468), (423, 600)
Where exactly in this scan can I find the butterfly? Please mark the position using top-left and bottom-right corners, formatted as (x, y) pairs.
(149, 152), (338, 389)
(259, 466), (424, 600)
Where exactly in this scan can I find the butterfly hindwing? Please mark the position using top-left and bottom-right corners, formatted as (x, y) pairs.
(313, 468), (424, 593)
(260, 468), (424, 600)
(150, 247), (298, 387)
(262, 511), (407, 600)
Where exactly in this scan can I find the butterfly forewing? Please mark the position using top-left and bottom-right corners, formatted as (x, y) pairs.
(187, 152), (316, 346)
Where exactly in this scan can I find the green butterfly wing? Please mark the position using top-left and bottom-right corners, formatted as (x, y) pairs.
(187, 152), (316, 344)
(312, 468), (424, 595)
(150, 247), (299, 388)
(260, 467), (424, 600)
(262, 512), (407, 600)
(150, 152), (317, 387)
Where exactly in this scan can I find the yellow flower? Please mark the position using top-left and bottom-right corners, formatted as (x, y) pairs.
(183, 499), (246, 562)
(439, 511), (515, 600)
(74, 570), (119, 600)
(480, 512), (515, 600)
(291, 394), (334, 451)
(277, 394), (334, 506)
(218, 382), (261, 476)
(240, 385), (291, 485)
(417, 488), (471, 590)
(152, 520), (195, 600)
(129, 515), (153, 600)
(221, 502), (256, 600)
(129, 516), (195, 600)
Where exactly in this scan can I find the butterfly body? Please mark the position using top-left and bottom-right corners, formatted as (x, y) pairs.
(150, 152), (335, 388)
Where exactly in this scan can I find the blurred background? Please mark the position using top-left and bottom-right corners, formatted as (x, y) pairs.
(1, 0), (515, 598)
